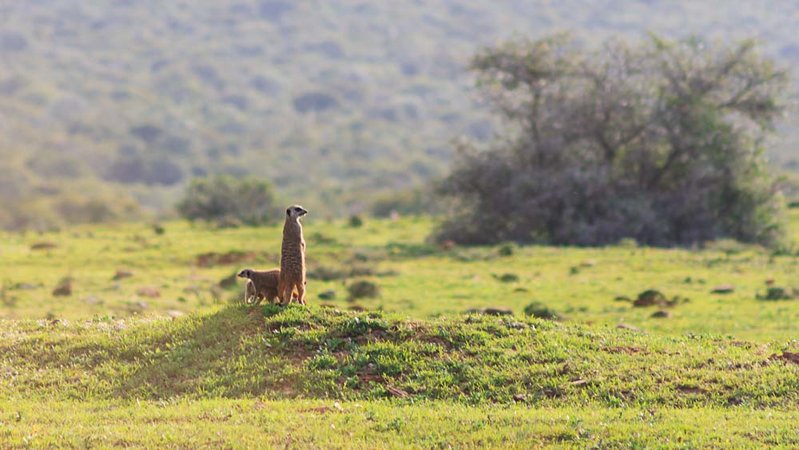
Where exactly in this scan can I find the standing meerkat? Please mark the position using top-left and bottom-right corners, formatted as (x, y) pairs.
(237, 268), (281, 305)
(278, 204), (308, 305)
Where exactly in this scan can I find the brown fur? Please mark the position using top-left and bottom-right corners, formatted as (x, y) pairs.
(278, 205), (308, 305)
(237, 268), (280, 305)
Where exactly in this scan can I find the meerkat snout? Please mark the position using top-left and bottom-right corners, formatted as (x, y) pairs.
(286, 205), (308, 218)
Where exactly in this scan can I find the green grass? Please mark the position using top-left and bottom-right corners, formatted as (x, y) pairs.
(1, 305), (799, 447)
(3, 305), (799, 407)
(3, 213), (799, 340)
(3, 214), (799, 446)
(4, 399), (799, 448)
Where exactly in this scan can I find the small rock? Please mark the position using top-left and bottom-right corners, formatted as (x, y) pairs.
(83, 296), (103, 305)
(513, 394), (527, 402)
(30, 241), (57, 250)
(651, 310), (671, 319)
(770, 352), (799, 364)
(112, 270), (134, 281)
(183, 285), (201, 294)
(167, 310), (184, 319)
(125, 301), (148, 315)
(136, 287), (161, 298)
(616, 323), (642, 332)
(505, 321), (526, 330)
(676, 385), (707, 394)
(318, 290), (336, 300)
(710, 284), (735, 294)
(439, 240), (456, 251)
(483, 307), (513, 316)
(466, 307), (513, 316)
(52, 278), (72, 297)
(385, 385), (409, 398)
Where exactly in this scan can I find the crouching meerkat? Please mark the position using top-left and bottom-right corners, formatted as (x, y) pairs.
(237, 268), (280, 305)
(278, 205), (308, 305)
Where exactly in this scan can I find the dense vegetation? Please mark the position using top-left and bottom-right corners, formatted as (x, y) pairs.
(176, 176), (278, 225)
(438, 35), (790, 247)
(3, 1), (799, 229)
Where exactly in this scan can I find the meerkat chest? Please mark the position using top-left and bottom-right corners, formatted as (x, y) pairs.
(281, 222), (306, 271)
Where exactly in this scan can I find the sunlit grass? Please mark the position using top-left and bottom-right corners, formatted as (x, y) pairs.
(2, 212), (799, 340)
(3, 213), (799, 446)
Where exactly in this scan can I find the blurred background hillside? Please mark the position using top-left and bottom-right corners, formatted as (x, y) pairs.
(1, 0), (798, 229)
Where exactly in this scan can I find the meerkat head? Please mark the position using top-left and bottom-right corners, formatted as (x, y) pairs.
(237, 269), (253, 279)
(286, 205), (308, 220)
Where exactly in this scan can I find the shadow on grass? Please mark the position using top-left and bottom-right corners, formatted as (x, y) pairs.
(114, 305), (296, 399)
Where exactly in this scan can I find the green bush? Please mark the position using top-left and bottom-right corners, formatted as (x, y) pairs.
(348, 280), (380, 300)
(349, 215), (364, 228)
(176, 176), (277, 225)
(437, 34), (790, 248)
(523, 301), (559, 320)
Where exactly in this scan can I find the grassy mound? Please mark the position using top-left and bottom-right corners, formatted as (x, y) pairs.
(2, 305), (798, 407)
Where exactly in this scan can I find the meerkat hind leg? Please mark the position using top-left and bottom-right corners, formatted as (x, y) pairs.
(253, 293), (264, 306)
(296, 282), (306, 305)
(281, 284), (293, 306)
(244, 281), (256, 305)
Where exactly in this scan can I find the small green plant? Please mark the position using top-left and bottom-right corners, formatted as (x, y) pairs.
(498, 244), (515, 257)
(1, 281), (17, 308)
(523, 301), (559, 320)
(757, 287), (797, 301)
(494, 273), (519, 283)
(348, 280), (380, 300)
(349, 215), (364, 228)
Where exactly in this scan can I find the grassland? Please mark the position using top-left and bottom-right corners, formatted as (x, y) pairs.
(3, 213), (799, 447)
(4, 399), (799, 448)
(3, 212), (799, 340)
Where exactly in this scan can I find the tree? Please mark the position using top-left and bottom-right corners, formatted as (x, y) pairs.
(176, 176), (278, 225)
(436, 34), (790, 247)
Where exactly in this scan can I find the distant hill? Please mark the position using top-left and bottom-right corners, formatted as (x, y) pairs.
(1, 0), (797, 228)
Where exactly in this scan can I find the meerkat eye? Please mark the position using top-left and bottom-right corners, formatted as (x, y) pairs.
(286, 208), (291, 214)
